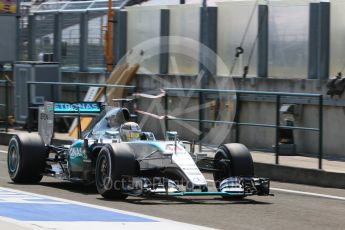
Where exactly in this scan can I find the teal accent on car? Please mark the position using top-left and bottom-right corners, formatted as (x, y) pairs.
(68, 140), (85, 173)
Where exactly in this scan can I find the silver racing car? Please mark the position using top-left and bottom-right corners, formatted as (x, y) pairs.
(7, 101), (271, 199)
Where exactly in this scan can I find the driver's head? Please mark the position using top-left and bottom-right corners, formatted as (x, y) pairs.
(106, 115), (118, 128)
(120, 122), (141, 141)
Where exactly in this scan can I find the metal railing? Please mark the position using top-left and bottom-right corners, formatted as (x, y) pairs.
(164, 88), (323, 169)
(0, 80), (9, 132)
(24, 82), (324, 169)
(26, 81), (136, 132)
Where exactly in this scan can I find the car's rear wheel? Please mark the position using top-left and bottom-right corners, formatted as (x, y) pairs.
(213, 143), (254, 199)
(95, 144), (137, 199)
(7, 133), (47, 183)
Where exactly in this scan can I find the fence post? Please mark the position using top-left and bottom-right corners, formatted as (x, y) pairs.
(27, 83), (31, 132)
(318, 95), (323, 169)
(5, 81), (9, 132)
(234, 92), (241, 143)
(164, 92), (169, 133)
(275, 95), (281, 164)
(199, 91), (204, 153)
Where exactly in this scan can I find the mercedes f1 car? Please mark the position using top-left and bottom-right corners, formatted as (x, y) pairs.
(7, 101), (271, 199)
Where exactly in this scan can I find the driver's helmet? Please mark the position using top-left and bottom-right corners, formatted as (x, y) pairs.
(120, 122), (141, 141)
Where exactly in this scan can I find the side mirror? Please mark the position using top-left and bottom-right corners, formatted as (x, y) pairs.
(165, 131), (178, 141)
(141, 132), (156, 141)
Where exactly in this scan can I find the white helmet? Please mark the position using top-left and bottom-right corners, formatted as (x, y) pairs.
(120, 122), (141, 141)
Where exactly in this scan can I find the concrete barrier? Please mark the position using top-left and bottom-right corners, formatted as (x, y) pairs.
(254, 162), (345, 189)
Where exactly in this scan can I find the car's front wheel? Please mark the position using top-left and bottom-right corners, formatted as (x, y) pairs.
(213, 143), (254, 199)
(95, 144), (137, 199)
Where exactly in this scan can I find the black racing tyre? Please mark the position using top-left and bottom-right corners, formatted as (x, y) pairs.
(7, 133), (47, 183)
(95, 143), (137, 199)
(213, 143), (254, 191)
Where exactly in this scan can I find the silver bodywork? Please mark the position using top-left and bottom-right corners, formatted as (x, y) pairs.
(84, 106), (208, 191)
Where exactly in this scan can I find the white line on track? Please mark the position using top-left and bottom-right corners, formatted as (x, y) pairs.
(205, 179), (345, 201)
(270, 188), (345, 201)
(0, 150), (6, 154)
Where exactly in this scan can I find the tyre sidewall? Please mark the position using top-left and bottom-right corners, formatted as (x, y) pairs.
(95, 146), (114, 195)
(95, 144), (133, 199)
(213, 146), (231, 190)
(213, 143), (254, 191)
(7, 137), (21, 180)
(7, 134), (46, 183)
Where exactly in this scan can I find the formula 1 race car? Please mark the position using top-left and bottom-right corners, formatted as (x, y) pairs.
(7, 101), (270, 199)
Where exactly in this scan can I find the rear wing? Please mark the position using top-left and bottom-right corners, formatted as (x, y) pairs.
(38, 102), (103, 145)
(54, 102), (102, 116)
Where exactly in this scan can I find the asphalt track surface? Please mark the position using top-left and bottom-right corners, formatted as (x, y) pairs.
(1, 145), (345, 230)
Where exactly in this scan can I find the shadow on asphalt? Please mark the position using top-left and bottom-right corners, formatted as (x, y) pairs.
(8, 181), (99, 195)
(7, 181), (272, 206)
(98, 196), (272, 206)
